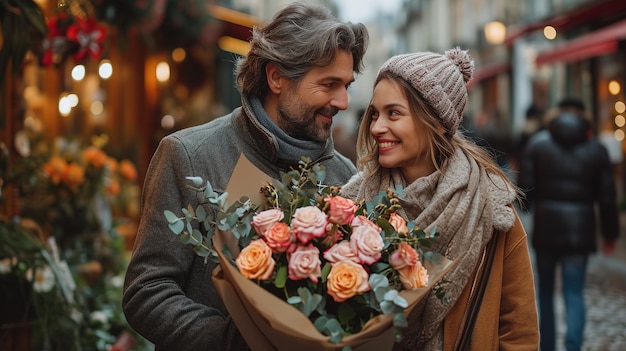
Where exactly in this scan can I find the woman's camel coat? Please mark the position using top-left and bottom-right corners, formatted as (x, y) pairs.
(443, 212), (539, 351)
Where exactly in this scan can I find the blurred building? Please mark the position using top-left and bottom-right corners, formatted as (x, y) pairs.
(3, 0), (625, 205)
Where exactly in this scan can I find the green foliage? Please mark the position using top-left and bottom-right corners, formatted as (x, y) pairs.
(0, 0), (47, 84)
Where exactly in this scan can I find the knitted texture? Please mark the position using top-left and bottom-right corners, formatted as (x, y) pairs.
(377, 47), (474, 133)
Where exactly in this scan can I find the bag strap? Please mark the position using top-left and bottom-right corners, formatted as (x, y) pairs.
(454, 231), (499, 351)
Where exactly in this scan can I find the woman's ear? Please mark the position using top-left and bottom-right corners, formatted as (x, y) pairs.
(266, 62), (282, 94)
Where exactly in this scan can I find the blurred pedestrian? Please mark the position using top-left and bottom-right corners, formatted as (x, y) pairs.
(518, 102), (620, 351)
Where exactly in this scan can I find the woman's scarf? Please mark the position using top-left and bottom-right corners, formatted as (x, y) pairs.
(340, 148), (517, 350)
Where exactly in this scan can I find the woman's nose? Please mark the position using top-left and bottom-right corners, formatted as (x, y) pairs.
(370, 118), (387, 135)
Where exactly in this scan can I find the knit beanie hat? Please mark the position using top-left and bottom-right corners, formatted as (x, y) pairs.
(377, 47), (474, 133)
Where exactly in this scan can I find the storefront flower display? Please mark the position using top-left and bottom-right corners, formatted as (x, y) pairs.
(0, 138), (148, 351)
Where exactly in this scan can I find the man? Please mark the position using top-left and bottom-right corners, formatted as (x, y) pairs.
(122, 2), (368, 350)
(519, 99), (619, 351)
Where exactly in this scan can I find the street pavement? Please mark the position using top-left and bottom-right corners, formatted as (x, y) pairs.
(518, 210), (626, 351)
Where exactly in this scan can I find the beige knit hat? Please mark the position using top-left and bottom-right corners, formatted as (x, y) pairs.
(377, 47), (474, 133)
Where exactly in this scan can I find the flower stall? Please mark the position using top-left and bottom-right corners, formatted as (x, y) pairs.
(0, 0), (259, 350)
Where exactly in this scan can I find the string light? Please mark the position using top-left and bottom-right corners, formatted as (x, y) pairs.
(99, 60), (113, 79)
(543, 26), (557, 40)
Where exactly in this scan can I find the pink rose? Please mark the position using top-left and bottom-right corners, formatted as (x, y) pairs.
(388, 213), (409, 235)
(351, 215), (380, 232)
(252, 208), (284, 235)
(290, 206), (328, 244)
(288, 244), (322, 283)
(323, 240), (359, 264)
(389, 242), (419, 270)
(396, 262), (429, 289)
(235, 239), (275, 281)
(325, 196), (357, 225)
(350, 223), (383, 265)
(264, 222), (293, 253)
(326, 260), (370, 302)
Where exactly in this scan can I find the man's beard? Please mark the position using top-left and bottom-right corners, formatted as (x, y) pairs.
(277, 101), (336, 142)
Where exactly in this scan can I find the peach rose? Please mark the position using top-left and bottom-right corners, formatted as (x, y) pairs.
(235, 239), (275, 280)
(290, 206), (328, 244)
(119, 159), (138, 181)
(389, 242), (419, 270)
(82, 146), (108, 168)
(350, 223), (383, 265)
(389, 213), (409, 235)
(42, 157), (68, 184)
(61, 163), (85, 188)
(326, 260), (370, 302)
(288, 244), (322, 282)
(252, 208), (285, 235)
(264, 222), (293, 253)
(323, 240), (359, 264)
(325, 196), (357, 225)
(396, 262), (429, 289)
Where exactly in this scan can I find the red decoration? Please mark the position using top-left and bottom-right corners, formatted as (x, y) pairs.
(66, 17), (107, 62)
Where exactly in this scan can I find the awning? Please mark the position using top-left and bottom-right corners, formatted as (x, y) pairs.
(536, 18), (626, 65)
(467, 61), (511, 89)
(504, 0), (626, 46)
(210, 5), (262, 41)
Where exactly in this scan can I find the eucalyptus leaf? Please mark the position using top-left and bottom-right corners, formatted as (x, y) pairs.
(287, 296), (302, 305)
(167, 220), (185, 235)
(203, 180), (216, 198)
(374, 286), (387, 301)
(393, 313), (408, 328)
(393, 294), (408, 308)
(182, 206), (192, 218)
(195, 205), (207, 221)
(313, 316), (329, 333)
(383, 289), (398, 301)
(191, 229), (203, 244)
(178, 232), (191, 244)
(369, 273), (389, 290)
(193, 244), (211, 257)
(186, 221), (193, 236)
(380, 300), (395, 314)
(324, 318), (344, 344)
(299, 288), (322, 317)
(186, 176), (204, 187)
(163, 210), (180, 224)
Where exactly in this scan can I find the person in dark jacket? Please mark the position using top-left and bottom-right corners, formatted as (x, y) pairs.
(122, 3), (368, 350)
(519, 112), (619, 351)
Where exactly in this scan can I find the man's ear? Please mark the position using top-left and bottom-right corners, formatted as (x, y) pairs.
(266, 62), (283, 94)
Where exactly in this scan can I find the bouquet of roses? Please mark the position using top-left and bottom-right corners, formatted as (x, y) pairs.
(164, 155), (454, 351)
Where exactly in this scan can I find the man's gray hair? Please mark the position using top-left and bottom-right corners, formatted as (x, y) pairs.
(235, 1), (369, 98)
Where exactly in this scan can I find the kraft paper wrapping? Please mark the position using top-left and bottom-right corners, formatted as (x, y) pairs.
(210, 154), (456, 350)
(212, 250), (454, 351)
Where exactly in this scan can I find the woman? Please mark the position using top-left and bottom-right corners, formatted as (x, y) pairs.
(340, 48), (539, 350)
